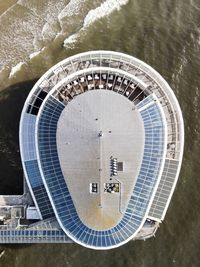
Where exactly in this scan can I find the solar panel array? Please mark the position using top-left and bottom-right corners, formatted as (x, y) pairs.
(36, 94), (165, 248)
(130, 101), (165, 217)
(24, 160), (54, 219)
(148, 159), (179, 220)
(136, 94), (155, 110)
(20, 113), (54, 219)
(0, 229), (71, 243)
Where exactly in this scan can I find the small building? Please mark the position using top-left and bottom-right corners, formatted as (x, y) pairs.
(26, 207), (41, 220)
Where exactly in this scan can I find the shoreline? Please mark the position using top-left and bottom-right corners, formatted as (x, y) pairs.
(0, 0), (17, 16)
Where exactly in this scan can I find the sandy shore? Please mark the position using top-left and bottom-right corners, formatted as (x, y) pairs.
(0, 0), (17, 15)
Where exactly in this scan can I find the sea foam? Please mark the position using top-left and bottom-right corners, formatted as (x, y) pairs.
(83, 0), (128, 27)
(9, 62), (26, 78)
(64, 0), (128, 48)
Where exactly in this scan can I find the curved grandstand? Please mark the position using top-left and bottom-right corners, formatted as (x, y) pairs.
(19, 51), (184, 249)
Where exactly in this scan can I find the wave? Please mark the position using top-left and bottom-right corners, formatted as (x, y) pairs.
(9, 62), (26, 78)
(83, 0), (128, 27)
(0, 0), (129, 80)
(190, 0), (200, 10)
(64, 0), (128, 48)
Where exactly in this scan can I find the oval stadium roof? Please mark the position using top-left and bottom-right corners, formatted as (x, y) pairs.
(19, 51), (184, 249)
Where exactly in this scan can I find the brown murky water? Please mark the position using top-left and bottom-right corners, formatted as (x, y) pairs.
(0, 0), (200, 266)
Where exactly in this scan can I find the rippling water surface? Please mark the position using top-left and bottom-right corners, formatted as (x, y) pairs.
(0, 0), (200, 266)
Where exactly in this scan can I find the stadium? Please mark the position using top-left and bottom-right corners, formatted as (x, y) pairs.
(18, 51), (184, 249)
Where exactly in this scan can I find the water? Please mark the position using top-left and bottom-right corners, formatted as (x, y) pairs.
(0, 0), (200, 266)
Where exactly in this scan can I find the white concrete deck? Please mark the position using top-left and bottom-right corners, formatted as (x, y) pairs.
(56, 90), (144, 230)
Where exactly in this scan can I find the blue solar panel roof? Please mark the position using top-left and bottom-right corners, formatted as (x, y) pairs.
(34, 94), (165, 248)
(18, 51), (184, 249)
